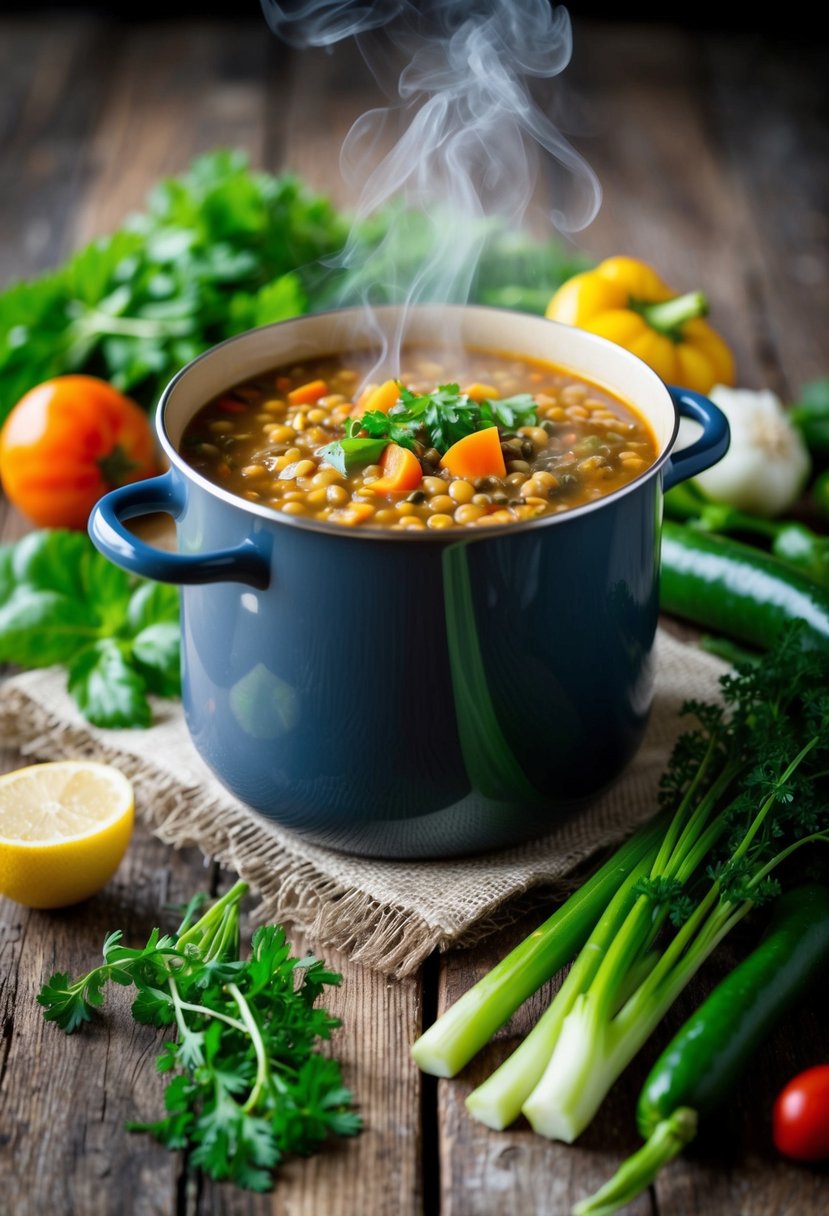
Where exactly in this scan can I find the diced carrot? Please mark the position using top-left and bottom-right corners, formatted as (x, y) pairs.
(440, 426), (506, 479)
(217, 397), (248, 413)
(276, 376), (293, 392)
(288, 379), (328, 405)
(353, 379), (401, 417)
(464, 382), (500, 402)
(368, 443), (423, 495)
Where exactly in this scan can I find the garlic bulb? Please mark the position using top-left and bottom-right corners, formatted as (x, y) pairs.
(694, 385), (812, 517)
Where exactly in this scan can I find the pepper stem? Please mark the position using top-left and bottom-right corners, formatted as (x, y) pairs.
(572, 1108), (698, 1215)
(637, 290), (708, 338)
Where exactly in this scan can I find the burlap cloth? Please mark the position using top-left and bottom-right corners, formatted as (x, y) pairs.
(0, 630), (727, 976)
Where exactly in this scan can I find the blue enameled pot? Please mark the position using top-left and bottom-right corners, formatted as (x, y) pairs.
(89, 306), (728, 858)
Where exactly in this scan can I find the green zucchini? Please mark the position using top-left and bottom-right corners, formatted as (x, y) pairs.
(574, 884), (829, 1216)
(660, 521), (829, 651)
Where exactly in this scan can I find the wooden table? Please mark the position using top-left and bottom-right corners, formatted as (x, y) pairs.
(1, 15), (827, 1215)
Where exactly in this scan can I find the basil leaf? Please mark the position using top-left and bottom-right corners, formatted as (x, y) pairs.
(11, 530), (91, 601)
(67, 639), (152, 729)
(0, 543), (13, 603)
(83, 549), (135, 633)
(132, 622), (181, 697)
(127, 582), (180, 633)
(317, 437), (389, 476)
(0, 588), (99, 666)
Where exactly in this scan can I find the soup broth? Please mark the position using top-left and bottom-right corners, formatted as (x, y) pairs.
(179, 347), (659, 531)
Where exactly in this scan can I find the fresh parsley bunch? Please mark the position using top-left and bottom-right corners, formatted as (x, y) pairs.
(0, 151), (347, 423)
(38, 881), (361, 1191)
(0, 529), (180, 727)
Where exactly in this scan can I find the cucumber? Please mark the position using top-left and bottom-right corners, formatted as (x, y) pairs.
(638, 882), (829, 1135)
(574, 884), (829, 1216)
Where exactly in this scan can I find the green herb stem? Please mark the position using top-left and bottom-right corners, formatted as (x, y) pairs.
(637, 291), (707, 337)
(229, 983), (272, 1114)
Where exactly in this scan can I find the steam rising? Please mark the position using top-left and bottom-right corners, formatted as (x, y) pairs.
(260, 0), (601, 372)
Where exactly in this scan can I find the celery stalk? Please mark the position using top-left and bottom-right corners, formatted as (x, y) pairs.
(464, 849), (658, 1129)
(412, 818), (664, 1080)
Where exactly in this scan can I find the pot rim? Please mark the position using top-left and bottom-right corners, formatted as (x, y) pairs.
(155, 303), (680, 543)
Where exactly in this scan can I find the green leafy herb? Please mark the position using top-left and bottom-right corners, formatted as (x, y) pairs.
(0, 529), (180, 727)
(791, 377), (829, 457)
(315, 435), (390, 476)
(319, 383), (538, 472)
(37, 882), (361, 1191)
(0, 151), (347, 422)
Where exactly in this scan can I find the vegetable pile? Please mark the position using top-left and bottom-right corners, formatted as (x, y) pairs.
(38, 881), (361, 1191)
(659, 379), (829, 655)
(575, 882), (829, 1213)
(413, 624), (828, 1183)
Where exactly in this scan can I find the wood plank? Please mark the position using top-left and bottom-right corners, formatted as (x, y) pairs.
(195, 949), (423, 1216)
(275, 42), (389, 206)
(563, 24), (826, 400)
(0, 16), (118, 283)
(72, 20), (274, 246)
(700, 36), (829, 393)
(0, 811), (197, 1216)
(562, 24), (760, 383)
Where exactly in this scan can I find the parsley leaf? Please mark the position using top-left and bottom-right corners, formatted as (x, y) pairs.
(38, 881), (361, 1192)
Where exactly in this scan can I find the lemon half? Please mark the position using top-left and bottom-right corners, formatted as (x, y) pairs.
(0, 761), (134, 908)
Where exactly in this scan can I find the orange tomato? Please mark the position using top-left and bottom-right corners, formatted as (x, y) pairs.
(0, 376), (158, 529)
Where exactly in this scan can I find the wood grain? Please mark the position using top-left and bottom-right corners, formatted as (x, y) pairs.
(0, 16), (116, 283)
(70, 20), (275, 246)
(0, 823), (194, 1216)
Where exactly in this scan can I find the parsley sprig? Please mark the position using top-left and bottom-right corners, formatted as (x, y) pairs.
(38, 881), (361, 1191)
(318, 382), (538, 474)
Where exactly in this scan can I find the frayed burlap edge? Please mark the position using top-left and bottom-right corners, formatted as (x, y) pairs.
(0, 682), (639, 976)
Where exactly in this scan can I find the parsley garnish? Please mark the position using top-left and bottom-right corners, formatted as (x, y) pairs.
(37, 881), (361, 1192)
(319, 382), (538, 472)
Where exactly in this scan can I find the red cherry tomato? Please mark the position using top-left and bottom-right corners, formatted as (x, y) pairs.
(773, 1065), (829, 1162)
(0, 375), (157, 530)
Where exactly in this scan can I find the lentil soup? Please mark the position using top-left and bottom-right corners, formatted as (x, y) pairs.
(179, 348), (659, 531)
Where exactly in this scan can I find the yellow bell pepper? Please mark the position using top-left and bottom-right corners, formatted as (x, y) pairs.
(546, 256), (735, 394)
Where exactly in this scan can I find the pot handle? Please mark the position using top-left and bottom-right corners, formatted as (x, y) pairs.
(88, 472), (271, 589)
(663, 387), (730, 491)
